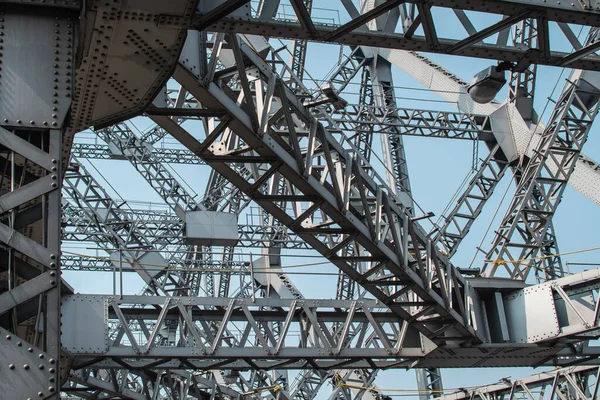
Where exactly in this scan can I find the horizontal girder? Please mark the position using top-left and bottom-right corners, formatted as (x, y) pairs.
(438, 366), (600, 399)
(62, 289), (600, 370)
(200, 0), (600, 71)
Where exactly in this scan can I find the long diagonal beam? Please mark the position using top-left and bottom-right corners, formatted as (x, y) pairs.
(160, 33), (484, 345)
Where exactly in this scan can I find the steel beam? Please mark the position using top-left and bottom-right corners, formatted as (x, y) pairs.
(61, 265), (600, 368)
(165, 32), (485, 345)
(0, 5), (77, 398)
(201, 0), (600, 71)
(379, 47), (600, 208)
(483, 67), (600, 281)
(437, 366), (600, 400)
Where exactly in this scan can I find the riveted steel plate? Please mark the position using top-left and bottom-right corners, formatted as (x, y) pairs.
(489, 103), (523, 163)
(504, 285), (560, 343)
(61, 295), (108, 354)
(421, 345), (562, 368)
(70, 0), (197, 132)
(0, 326), (57, 399)
(0, 12), (75, 129)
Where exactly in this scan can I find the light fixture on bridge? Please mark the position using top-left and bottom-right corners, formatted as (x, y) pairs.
(467, 61), (514, 104)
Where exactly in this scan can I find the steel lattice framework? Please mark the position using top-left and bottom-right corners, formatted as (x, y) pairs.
(3, 1), (600, 400)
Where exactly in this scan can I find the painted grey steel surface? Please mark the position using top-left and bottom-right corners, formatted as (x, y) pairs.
(436, 365), (600, 399)
(0, 326), (59, 399)
(0, 12), (74, 128)
(381, 46), (600, 210)
(0, 272), (56, 315)
(185, 211), (239, 246)
(70, 0), (196, 132)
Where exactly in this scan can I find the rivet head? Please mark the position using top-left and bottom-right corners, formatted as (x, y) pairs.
(28, 348), (33, 352)
(5, 335), (11, 340)
(49, 368), (55, 373)
(38, 392), (43, 397)
(38, 354), (44, 359)
(8, 364), (14, 370)
(23, 364), (29, 370)
(49, 359), (55, 364)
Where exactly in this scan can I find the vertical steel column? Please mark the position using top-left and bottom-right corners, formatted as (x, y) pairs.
(370, 58), (412, 201)
(508, 18), (565, 282)
(288, 0), (313, 93)
(0, 4), (78, 399)
(416, 368), (444, 400)
(508, 19), (538, 123)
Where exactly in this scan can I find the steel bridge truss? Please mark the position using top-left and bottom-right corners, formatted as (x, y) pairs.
(5, 1), (600, 399)
(199, 0), (600, 70)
